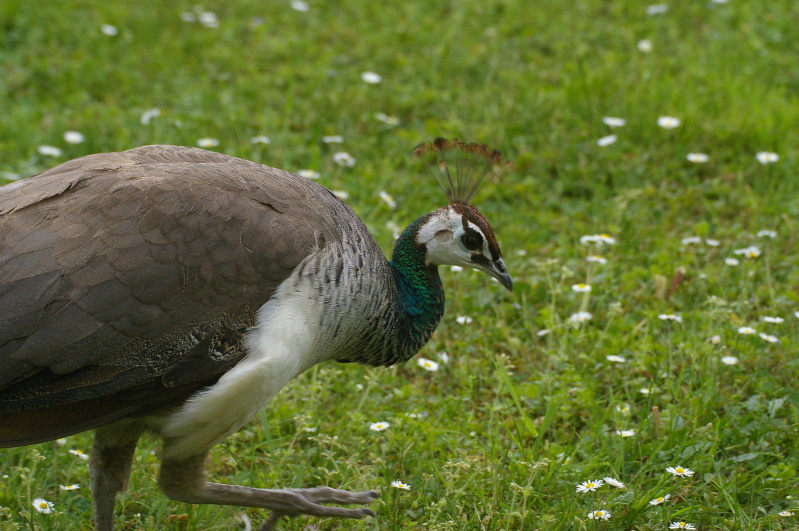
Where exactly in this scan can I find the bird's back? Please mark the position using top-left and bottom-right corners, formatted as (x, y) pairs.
(0, 145), (359, 445)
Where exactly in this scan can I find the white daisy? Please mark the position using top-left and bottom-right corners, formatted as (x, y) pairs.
(649, 494), (671, 505)
(391, 480), (411, 490)
(63, 131), (85, 144)
(369, 421), (390, 431)
(250, 136), (271, 144)
(576, 479), (604, 493)
(69, 448), (89, 460)
(37, 145), (62, 157)
(757, 229), (777, 238)
(755, 151), (779, 165)
(637, 39), (653, 53)
(291, 0), (310, 12)
(705, 238), (720, 246)
(602, 117), (626, 128)
(657, 116), (681, 129)
(572, 283), (592, 293)
(603, 477), (625, 489)
(456, 316), (473, 325)
(586, 255), (607, 264)
(597, 134), (617, 147)
(737, 326), (756, 335)
(681, 236), (702, 245)
(720, 356), (738, 365)
(762, 316), (784, 324)
(378, 191), (396, 209)
(297, 169), (320, 179)
(666, 466), (694, 477)
(100, 24), (118, 36)
(669, 523), (696, 530)
(615, 429), (635, 437)
(198, 11), (219, 28)
(197, 138), (219, 148)
(332, 190), (349, 199)
(322, 135), (343, 144)
(568, 311), (593, 323)
(361, 71), (382, 84)
(374, 112), (401, 126)
(759, 333), (779, 344)
(658, 313), (682, 322)
(32, 498), (54, 514)
(686, 153), (709, 163)
(416, 357), (439, 372)
(587, 509), (611, 520)
(450, 265), (463, 272)
(140, 108), (160, 125)
(536, 329), (551, 337)
(724, 257), (740, 266)
(710, 335), (721, 345)
(333, 152), (355, 167)
(778, 510), (794, 517)
(646, 4), (668, 15)
(606, 355), (626, 363)
(59, 484), (80, 491)
(437, 351), (449, 364)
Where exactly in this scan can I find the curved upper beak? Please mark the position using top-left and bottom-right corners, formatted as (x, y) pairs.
(486, 257), (513, 291)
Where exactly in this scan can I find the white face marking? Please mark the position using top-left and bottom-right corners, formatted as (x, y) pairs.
(415, 206), (489, 268)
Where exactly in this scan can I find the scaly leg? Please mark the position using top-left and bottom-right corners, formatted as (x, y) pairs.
(157, 451), (378, 529)
(89, 423), (145, 531)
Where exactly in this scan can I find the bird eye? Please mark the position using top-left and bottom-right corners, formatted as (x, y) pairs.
(461, 231), (483, 251)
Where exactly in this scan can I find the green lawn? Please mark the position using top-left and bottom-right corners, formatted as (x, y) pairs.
(2, 0), (799, 529)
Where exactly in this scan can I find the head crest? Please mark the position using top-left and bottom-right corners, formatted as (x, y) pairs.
(411, 137), (511, 204)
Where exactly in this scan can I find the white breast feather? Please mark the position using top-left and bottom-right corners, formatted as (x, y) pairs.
(159, 275), (321, 460)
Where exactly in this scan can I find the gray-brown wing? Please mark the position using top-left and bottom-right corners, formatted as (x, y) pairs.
(0, 145), (344, 445)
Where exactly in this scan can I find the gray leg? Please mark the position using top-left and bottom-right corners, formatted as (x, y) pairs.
(89, 423), (145, 531)
(157, 451), (378, 530)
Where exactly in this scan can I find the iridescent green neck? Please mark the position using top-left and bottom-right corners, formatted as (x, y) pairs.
(388, 215), (445, 356)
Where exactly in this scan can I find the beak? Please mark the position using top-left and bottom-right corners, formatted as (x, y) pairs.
(485, 257), (513, 292)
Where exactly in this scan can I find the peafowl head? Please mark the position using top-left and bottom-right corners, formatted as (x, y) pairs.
(407, 138), (513, 291)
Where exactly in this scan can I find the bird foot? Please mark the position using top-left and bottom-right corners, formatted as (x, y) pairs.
(255, 487), (379, 531)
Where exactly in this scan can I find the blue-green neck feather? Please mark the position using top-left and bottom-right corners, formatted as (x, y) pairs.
(388, 215), (445, 362)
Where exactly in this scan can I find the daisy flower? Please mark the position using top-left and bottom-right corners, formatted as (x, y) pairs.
(737, 326), (756, 335)
(669, 523), (696, 530)
(615, 429), (635, 437)
(250, 136), (271, 144)
(197, 138), (219, 148)
(755, 152), (779, 165)
(374, 112), (401, 126)
(140, 108), (160, 125)
(291, 0), (310, 12)
(778, 510), (794, 517)
(597, 134), (617, 147)
(657, 116), (681, 129)
(456, 316), (473, 325)
(391, 480), (411, 490)
(720, 356), (738, 365)
(361, 71), (382, 84)
(724, 257), (740, 266)
(602, 117), (626, 128)
(576, 479), (605, 493)
(450, 265), (463, 272)
(536, 329), (551, 337)
(369, 421), (390, 431)
(322, 135), (343, 144)
(437, 351), (449, 364)
(198, 11), (219, 28)
(686, 153), (709, 163)
(637, 39), (653, 53)
(649, 494), (671, 505)
(100, 24), (119, 36)
(59, 484), (80, 491)
(759, 333), (779, 344)
(606, 355), (626, 363)
(332, 152), (355, 167)
(416, 357), (439, 372)
(378, 191), (396, 209)
(666, 466), (694, 477)
(603, 477), (625, 489)
(587, 509), (611, 520)
(32, 498), (54, 514)
(332, 190), (349, 199)
(705, 238), (720, 246)
(762, 316), (784, 324)
(63, 131), (85, 144)
(710, 335), (721, 345)
(646, 4), (668, 15)
(69, 448), (89, 460)
(615, 404), (630, 415)
(38, 145), (62, 157)
(658, 313), (682, 323)
(297, 169), (320, 179)
(681, 236), (702, 245)
(757, 229), (777, 238)
(568, 311), (592, 323)
(586, 255), (607, 264)
(572, 283), (592, 293)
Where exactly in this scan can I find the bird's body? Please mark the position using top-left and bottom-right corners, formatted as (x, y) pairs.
(0, 141), (510, 530)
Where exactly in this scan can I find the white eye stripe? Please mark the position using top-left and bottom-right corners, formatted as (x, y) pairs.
(465, 221), (490, 255)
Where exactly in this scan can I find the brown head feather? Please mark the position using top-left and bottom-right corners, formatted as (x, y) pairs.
(412, 138), (511, 204)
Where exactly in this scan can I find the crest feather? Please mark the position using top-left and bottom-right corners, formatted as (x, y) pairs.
(412, 137), (511, 204)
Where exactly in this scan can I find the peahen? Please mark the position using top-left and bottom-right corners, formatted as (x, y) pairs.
(0, 138), (512, 530)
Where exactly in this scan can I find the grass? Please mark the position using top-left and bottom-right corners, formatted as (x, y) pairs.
(1, 0), (799, 529)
